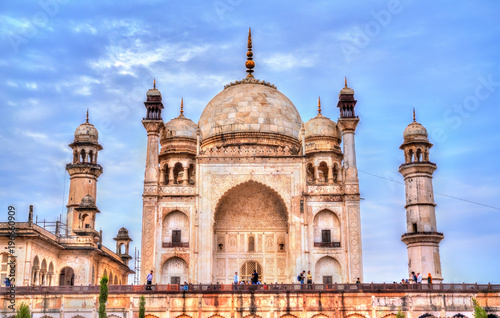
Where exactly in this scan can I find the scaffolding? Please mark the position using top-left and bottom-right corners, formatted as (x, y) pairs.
(133, 247), (141, 285)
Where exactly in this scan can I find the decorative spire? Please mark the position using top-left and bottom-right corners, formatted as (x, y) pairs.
(413, 108), (416, 122)
(180, 97), (184, 116)
(318, 96), (322, 114)
(245, 28), (255, 78)
(344, 76), (348, 88)
(86, 108), (89, 123)
(153, 78), (156, 89)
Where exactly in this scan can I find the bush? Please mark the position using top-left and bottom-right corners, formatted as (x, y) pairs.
(15, 302), (30, 318)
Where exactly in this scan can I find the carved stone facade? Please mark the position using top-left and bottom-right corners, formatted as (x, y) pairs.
(140, 43), (363, 284)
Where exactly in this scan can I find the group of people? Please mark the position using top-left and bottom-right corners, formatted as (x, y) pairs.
(297, 270), (313, 288)
(400, 272), (432, 284)
(233, 270), (262, 285)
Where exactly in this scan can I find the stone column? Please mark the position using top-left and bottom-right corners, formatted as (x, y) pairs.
(328, 166), (334, 184)
(169, 165), (175, 184)
(182, 166), (189, 185)
(314, 165), (319, 183)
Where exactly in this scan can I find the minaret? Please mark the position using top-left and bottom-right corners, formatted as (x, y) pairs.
(336, 78), (363, 282)
(337, 78), (359, 181)
(141, 80), (164, 283)
(66, 111), (103, 235)
(114, 228), (133, 266)
(399, 110), (444, 282)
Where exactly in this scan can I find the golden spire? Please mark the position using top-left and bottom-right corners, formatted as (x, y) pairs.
(318, 96), (322, 114)
(153, 78), (156, 89)
(86, 108), (89, 123)
(245, 28), (255, 78)
(413, 108), (416, 122)
(180, 97), (184, 116)
(344, 76), (348, 88)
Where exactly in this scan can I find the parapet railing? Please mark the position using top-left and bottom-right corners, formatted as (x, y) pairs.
(2, 283), (500, 295)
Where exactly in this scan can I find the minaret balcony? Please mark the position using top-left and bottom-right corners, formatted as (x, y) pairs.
(401, 231), (444, 245)
(73, 227), (99, 237)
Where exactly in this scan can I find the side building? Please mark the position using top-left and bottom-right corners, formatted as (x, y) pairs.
(0, 115), (133, 286)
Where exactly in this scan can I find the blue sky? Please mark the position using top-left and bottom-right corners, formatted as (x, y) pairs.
(1, 1), (499, 284)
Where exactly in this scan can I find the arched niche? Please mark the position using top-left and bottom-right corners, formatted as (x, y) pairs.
(315, 256), (342, 284)
(161, 257), (188, 284)
(313, 209), (341, 244)
(163, 211), (189, 247)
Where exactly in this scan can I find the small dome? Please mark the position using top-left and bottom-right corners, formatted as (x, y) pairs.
(304, 113), (341, 139)
(199, 80), (302, 140)
(74, 122), (99, 143)
(403, 121), (428, 141)
(147, 88), (161, 97)
(115, 227), (132, 240)
(79, 194), (96, 209)
(163, 114), (198, 139)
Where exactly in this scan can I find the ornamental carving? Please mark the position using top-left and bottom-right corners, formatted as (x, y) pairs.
(348, 206), (361, 280)
(214, 181), (288, 231)
(210, 174), (292, 220)
(142, 206), (155, 277)
(200, 144), (299, 157)
(143, 185), (157, 195)
(307, 185), (343, 195)
(160, 185), (196, 196)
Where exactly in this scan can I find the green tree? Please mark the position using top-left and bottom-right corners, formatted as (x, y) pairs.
(472, 298), (488, 318)
(139, 295), (146, 318)
(396, 307), (405, 318)
(15, 302), (30, 318)
(99, 275), (109, 318)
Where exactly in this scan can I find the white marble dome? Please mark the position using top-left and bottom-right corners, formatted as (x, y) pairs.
(304, 113), (341, 139)
(198, 81), (302, 140)
(74, 122), (98, 143)
(164, 114), (198, 139)
(403, 121), (428, 141)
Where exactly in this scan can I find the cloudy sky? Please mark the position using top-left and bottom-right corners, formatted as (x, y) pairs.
(1, 1), (499, 284)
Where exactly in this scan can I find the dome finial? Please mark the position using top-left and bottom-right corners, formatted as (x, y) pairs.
(180, 97), (184, 116)
(318, 96), (322, 114)
(344, 76), (348, 88)
(86, 108), (89, 123)
(153, 78), (156, 89)
(413, 108), (416, 122)
(245, 28), (255, 78)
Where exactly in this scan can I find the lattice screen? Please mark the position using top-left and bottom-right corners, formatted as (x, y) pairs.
(240, 261), (262, 282)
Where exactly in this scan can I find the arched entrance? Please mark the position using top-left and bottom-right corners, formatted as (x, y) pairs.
(214, 180), (288, 283)
(59, 267), (75, 286)
(315, 256), (342, 284)
(161, 257), (188, 284)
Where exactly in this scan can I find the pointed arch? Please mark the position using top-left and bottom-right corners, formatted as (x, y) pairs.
(162, 257), (188, 284)
(173, 162), (184, 184)
(163, 210), (189, 247)
(307, 163), (315, 183)
(318, 161), (329, 183)
(313, 209), (341, 246)
(59, 266), (75, 286)
(214, 180), (289, 228)
(315, 256), (342, 283)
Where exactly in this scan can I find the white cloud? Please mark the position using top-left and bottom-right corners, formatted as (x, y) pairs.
(263, 53), (316, 71)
